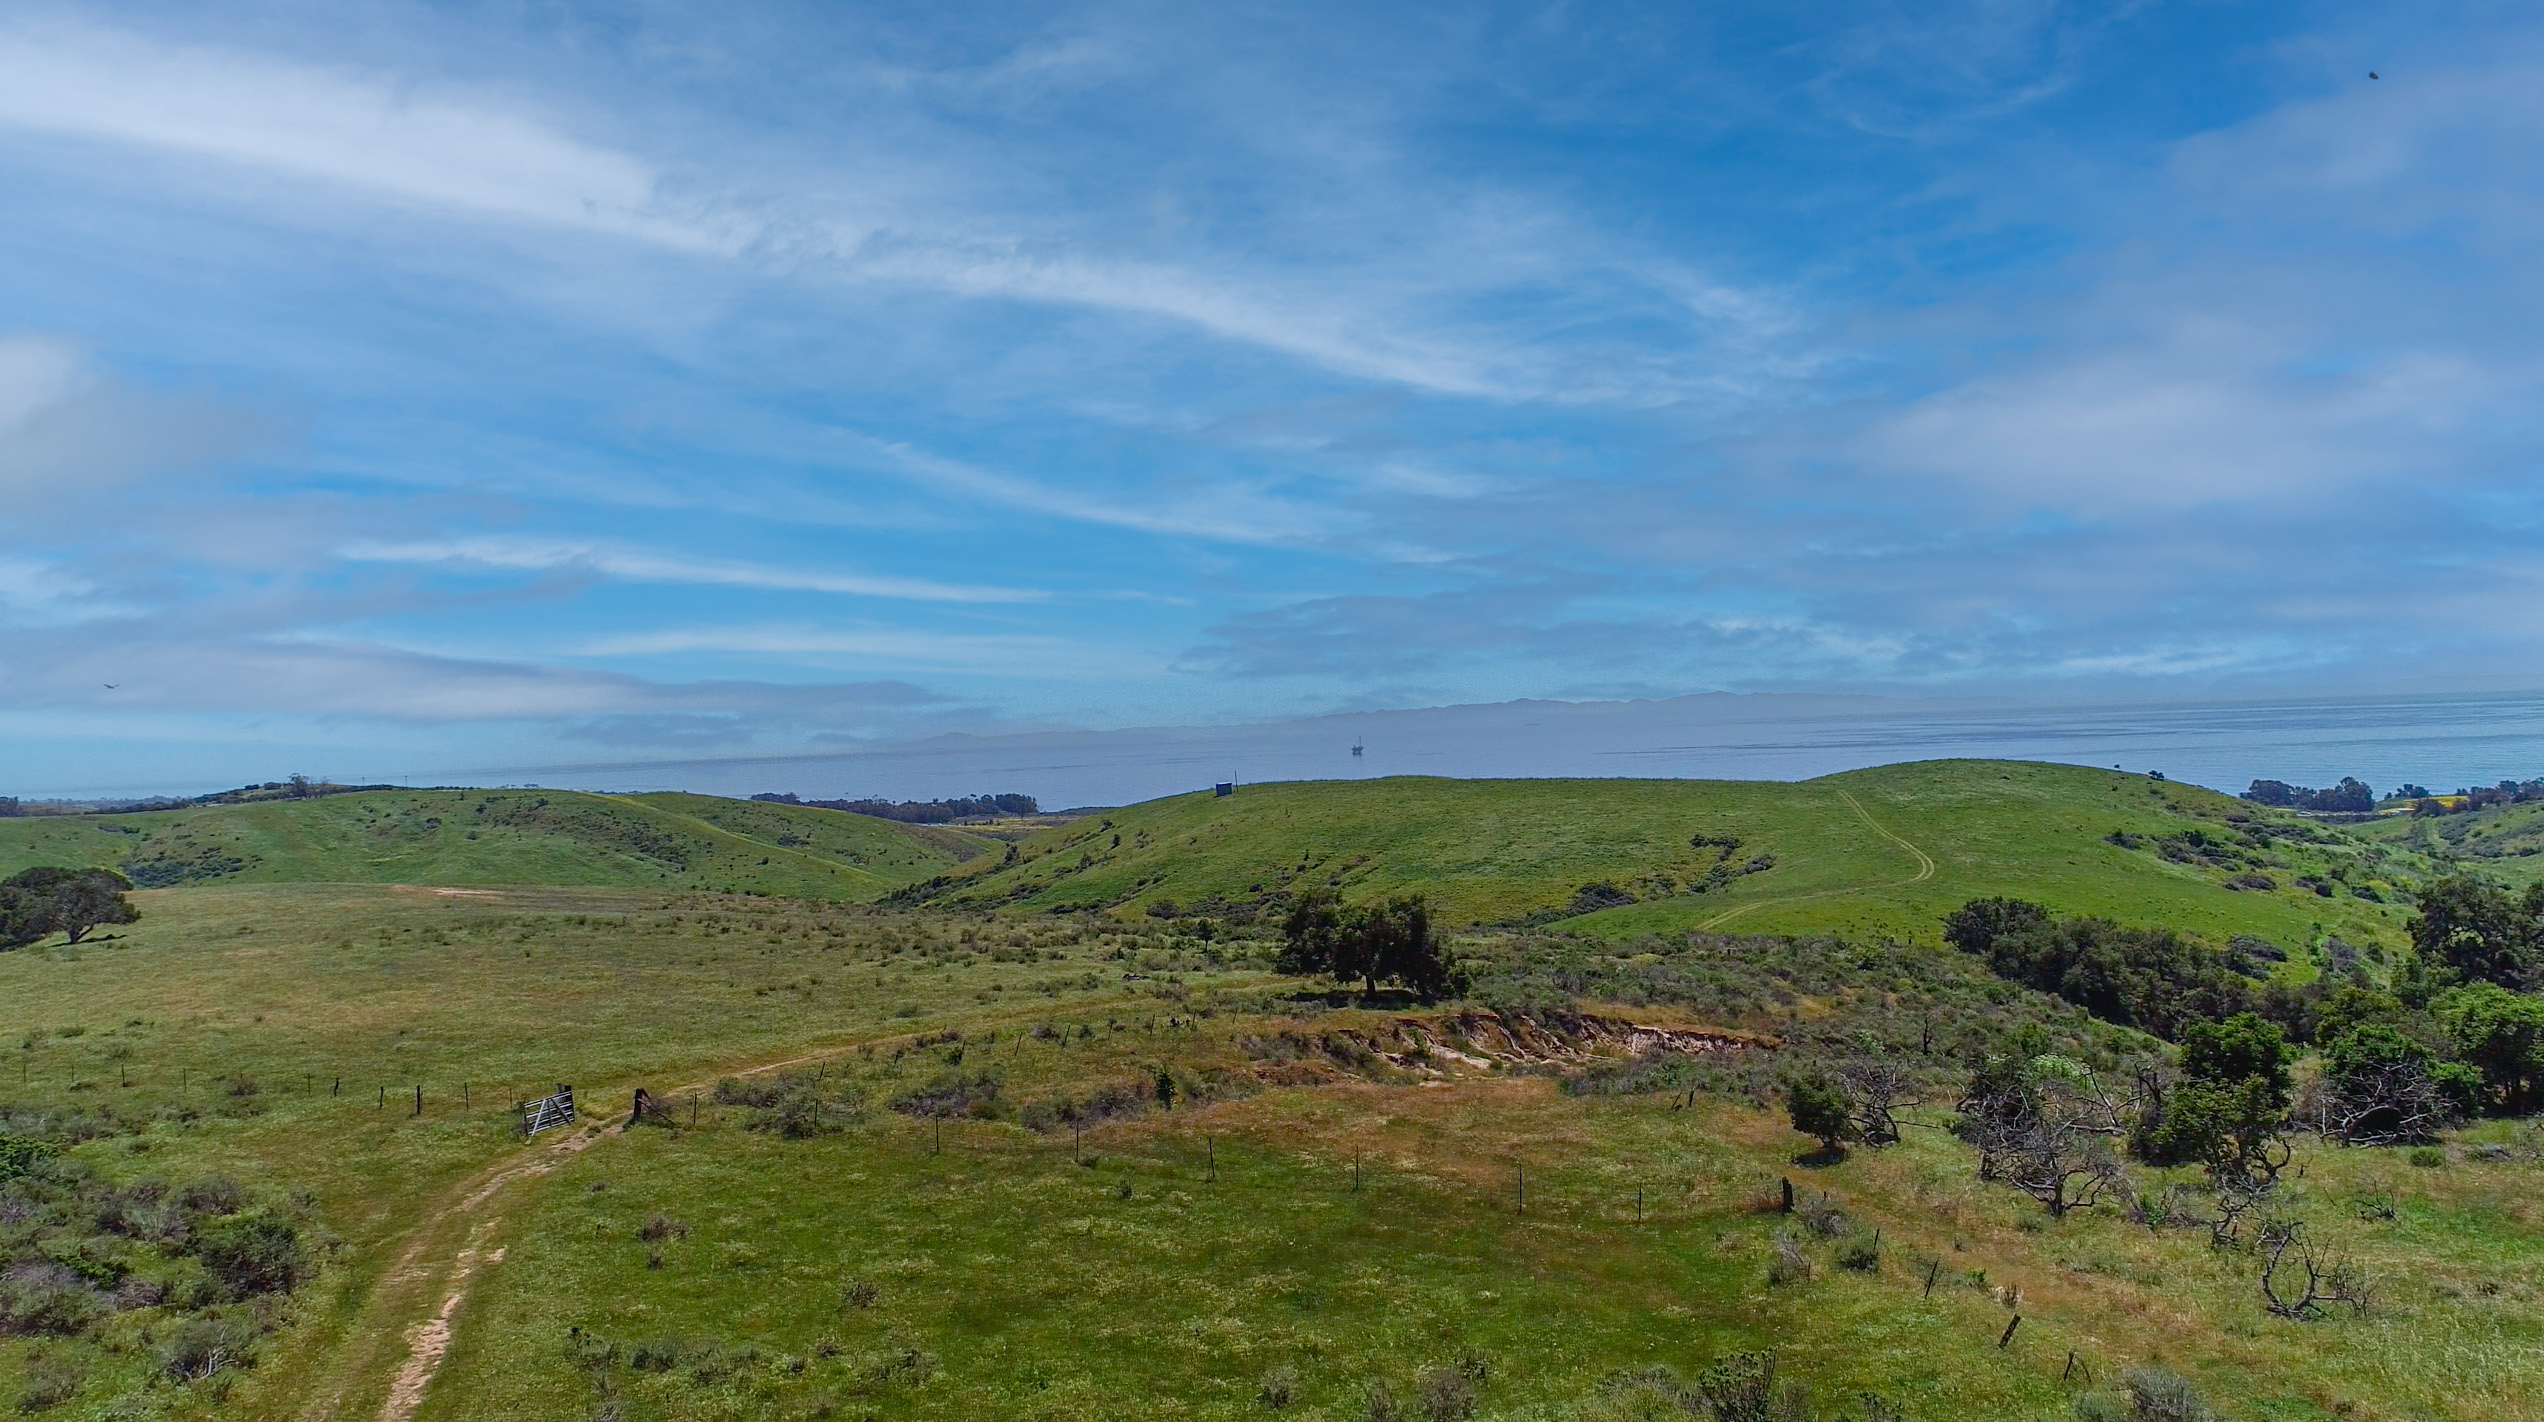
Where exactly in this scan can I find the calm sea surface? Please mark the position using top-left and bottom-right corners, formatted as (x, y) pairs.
(524, 691), (2544, 809)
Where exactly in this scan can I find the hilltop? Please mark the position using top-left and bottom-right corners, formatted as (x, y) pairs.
(0, 788), (991, 901)
(905, 760), (2429, 950)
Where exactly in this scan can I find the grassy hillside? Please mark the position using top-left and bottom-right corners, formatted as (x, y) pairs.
(2346, 800), (2544, 888)
(909, 760), (2430, 949)
(1, 884), (2537, 1422)
(0, 789), (992, 901)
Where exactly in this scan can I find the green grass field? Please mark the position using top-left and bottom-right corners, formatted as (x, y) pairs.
(914, 761), (2427, 951)
(0, 790), (989, 901)
(3, 881), (2540, 1422)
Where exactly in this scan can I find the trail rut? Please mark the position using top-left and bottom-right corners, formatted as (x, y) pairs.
(1695, 785), (1936, 931)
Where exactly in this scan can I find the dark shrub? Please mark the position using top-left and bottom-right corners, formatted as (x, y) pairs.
(159, 1314), (258, 1379)
(1417, 1365), (1476, 1420)
(890, 1070), (1002, 1119)
(14, 1353), (84, 1412)
(0, 1262), (107, 1336)
(195, 1212), (309, 1298)
(177, 1178), (247, 1216)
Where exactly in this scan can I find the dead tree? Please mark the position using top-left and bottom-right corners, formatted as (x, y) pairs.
(1961, 1057), (2133, 1216)
(2305, 1057), (2454, 1147)
(2257, 1219), (2372, 1319)
(1838, 1059), (1917, 1147)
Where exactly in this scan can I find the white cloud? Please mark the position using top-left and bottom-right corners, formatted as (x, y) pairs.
(0, 555), (136, 625)
(0, 333), (85, 428)
(1857, 335), (2505, 514)
(576, 623), (1147, 677)
(0, 22), (1790, 405)
(336, 536), (1044, 603)
(838, 234), (1512, 397)
(0, 20), (732, 249)
(0, 332), (270, 505)
(826, 429), (1338, 545)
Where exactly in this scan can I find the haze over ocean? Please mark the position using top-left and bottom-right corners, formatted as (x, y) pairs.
(461, 690), (2544, 811)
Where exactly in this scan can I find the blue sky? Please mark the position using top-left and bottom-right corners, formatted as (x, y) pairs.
(2, 1), (2538, 794)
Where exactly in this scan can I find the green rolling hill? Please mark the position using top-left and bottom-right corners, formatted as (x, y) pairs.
(908, 760), (2434, 949)
(0, 788), (992, 900)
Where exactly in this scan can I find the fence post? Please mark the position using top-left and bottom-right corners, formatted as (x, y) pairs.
(1516, 1163), (1525, 1216)
(1998, 1316), (2021, 1350)
(413, 1084), (423, 1117)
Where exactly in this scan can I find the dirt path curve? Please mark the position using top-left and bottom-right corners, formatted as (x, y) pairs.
(300, 1011), (1069, 1422)
(1694, 785), (1936, 932)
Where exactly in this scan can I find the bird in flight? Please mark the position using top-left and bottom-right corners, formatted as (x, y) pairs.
(102, 683), (118, 689)
(2369, 72), (2379, 79)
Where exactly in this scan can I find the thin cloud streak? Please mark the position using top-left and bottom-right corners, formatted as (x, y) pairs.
(337, 537), (1045, 604)
(575, 623), (1151, 678)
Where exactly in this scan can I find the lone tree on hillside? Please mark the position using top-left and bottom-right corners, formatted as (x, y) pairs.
(1278, 891), (1462, 999)
(0, 867), (140, 948)
(1783, 1068), (1857, 1153)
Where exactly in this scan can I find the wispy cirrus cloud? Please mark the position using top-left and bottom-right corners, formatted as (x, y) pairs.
(336, 536), (1044, 604)
(0, 20), (728, 249)
(0, 18), (1791, 407)
(576, 623), (1151, 678)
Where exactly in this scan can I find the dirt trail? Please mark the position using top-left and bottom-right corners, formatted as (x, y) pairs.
(289, 1116), (615, 1422)
(1695, 785), (1936, 931)
(305, 1012), (1073, 1422)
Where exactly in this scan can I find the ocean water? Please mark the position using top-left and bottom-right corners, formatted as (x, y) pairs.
(520, 690), (2544, 810)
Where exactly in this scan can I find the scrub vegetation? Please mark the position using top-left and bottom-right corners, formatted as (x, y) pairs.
(0, 760), (2536, 1421)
